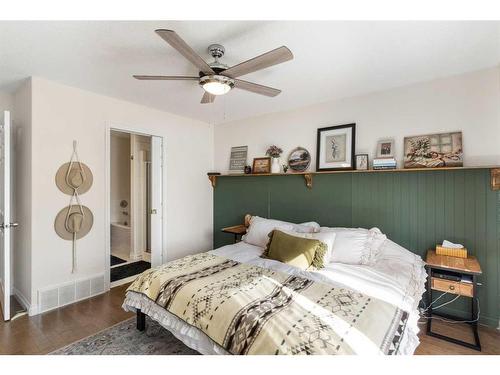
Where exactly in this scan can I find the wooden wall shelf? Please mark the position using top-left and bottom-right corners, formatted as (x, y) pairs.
(208, 166), (500, 190)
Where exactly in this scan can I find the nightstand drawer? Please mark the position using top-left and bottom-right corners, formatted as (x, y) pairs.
(431, 277), (473, 297)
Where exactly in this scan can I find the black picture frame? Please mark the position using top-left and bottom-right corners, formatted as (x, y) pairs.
(316, 123), (356, 171)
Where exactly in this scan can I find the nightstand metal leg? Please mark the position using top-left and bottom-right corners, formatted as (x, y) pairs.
(426, 269), (433, 334)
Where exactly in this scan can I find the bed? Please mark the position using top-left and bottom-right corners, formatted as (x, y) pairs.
(122, 227), (427, 355)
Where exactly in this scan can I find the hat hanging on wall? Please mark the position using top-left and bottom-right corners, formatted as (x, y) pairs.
(55, 162), (93, 195)
(54, 205), (94, 241)
(54, 141), (94, 273)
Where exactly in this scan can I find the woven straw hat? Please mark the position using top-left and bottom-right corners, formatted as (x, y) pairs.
(54, 205), (94, 240)
(55, 162), (93, 195)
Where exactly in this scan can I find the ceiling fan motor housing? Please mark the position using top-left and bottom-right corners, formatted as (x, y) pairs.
(208, 44), (225, 59)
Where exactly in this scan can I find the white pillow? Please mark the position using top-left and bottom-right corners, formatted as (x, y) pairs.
(280, 229), (336, 263)
(296, 221), (320, 233)
(320, 227), (386, 265)
(243, 217), (294, 248)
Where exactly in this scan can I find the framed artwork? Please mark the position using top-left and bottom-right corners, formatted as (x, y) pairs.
(355, 154), (369, 170)
(316, 123), (355, 171)
(252, 157), (271, 174)
(228, 145), (248, 174)
(288, 147), (311, 172)
(404, 131), (463, 168)
(376, 139), (395, 158)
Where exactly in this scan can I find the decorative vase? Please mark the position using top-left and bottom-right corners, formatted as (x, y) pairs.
(271, 157), (281, 173)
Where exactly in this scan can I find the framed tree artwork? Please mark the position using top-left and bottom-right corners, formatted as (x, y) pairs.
(316, 123), (356, 171)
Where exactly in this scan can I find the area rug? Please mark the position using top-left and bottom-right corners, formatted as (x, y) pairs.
(111, 260), (151, 282)
(50, 317), (199, 355)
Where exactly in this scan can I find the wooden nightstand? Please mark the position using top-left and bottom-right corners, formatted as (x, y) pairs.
(221, 224), (247, 243)
(425, 250), (482, 351)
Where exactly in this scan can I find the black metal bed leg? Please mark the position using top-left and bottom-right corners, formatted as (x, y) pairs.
(137, 309), (146, 331)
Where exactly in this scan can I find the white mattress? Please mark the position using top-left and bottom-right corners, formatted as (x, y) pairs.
(123, 240), (427, 355)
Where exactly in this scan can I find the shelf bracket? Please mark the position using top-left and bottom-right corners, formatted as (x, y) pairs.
(491, 168), (500, 191)
(304, 173), (313, 189)
(208, 175), (217, 188)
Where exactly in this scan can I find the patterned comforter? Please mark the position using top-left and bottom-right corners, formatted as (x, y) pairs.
(126, 252), (409, 355)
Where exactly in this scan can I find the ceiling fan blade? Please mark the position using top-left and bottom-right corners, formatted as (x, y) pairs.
(233, 79), (281, 97)
(201, 92), (216, 104)
(133, 75), (199, 80)
(221, 46), (293, 78)
(155, 29), (215, 74)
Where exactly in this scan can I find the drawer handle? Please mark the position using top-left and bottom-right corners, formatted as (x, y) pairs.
(449, 285), (455, 291)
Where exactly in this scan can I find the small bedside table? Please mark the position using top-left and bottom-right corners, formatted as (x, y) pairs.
(425, 250), (482, 351)
(221, 224), (247, 243)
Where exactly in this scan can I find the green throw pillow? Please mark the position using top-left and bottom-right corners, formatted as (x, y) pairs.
(262, 229), (326, 270)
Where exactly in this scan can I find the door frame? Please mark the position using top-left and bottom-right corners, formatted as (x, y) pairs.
(104, 124), (165, 291)
(0, 111), (11, 321)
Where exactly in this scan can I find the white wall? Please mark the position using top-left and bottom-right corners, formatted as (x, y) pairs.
(215, 67), (500, 171)
(110, 133), (131, 224)
(0, 92), (13, 112)
(27, 77), (213, 310)
(11, 79), (32, 305)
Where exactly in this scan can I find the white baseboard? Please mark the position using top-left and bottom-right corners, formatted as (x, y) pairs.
(129, 253), (143, 261)
(12, 287), (36, 316)
(110, 275), (137, 288)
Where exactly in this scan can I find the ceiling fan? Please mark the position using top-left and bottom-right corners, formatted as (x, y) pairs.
(133, 29), (294, 104)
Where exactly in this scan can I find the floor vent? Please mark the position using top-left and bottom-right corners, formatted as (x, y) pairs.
(37, 274), (105, 314)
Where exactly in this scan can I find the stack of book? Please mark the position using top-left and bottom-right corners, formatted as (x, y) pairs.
(372, 158), (397, 170)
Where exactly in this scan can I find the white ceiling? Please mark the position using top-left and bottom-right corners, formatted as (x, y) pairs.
(0, 21), (499, 124)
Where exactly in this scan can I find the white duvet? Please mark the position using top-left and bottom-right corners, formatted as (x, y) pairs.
(123, 239), (427, 355)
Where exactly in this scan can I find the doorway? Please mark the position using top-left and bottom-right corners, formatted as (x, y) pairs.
(107, 128), (163, 288)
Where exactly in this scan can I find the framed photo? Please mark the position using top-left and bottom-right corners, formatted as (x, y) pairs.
(252, 157), (271, 174)
(316, 123), (355, 171)
(288, 147), (311, 172)
(355, 154), (369, 170)
(376, 139), (395, 158)
(404, 131), (463, 168)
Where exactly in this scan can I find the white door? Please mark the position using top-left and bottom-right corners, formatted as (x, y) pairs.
(0, 111), (13, 321)
(150, 136), (163, 267)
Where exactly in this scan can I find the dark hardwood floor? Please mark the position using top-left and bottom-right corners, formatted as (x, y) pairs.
(1, 283), (499, 355)
(0, 284), (133, 354)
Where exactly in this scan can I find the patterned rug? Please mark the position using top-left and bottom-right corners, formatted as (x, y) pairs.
(50, 317), (199, 355)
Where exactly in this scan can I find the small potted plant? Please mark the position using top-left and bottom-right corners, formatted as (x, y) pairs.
(266, 145), (283, 174)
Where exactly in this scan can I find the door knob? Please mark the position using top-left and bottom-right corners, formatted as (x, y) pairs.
(0, 222), (19, 229)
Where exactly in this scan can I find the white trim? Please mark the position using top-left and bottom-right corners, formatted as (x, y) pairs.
(1, 111), (11, 321)
(104, 123), (165, 294)
(110, 275), (139, 288)
(12, 286), (32, 315)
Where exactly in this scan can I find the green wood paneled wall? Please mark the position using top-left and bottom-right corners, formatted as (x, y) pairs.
(213, 169), (500, 327)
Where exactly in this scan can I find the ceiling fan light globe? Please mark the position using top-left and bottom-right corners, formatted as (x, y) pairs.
(200, 75), (234, 96)
(203, 82), (231, 95)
